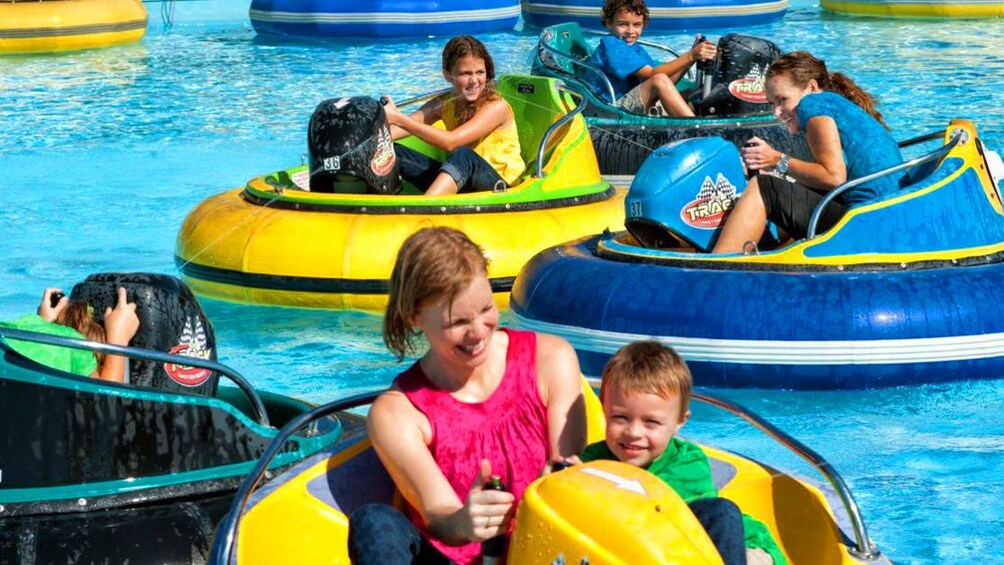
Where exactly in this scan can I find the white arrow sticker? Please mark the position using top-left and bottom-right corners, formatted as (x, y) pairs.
(580, 467), (647, 496)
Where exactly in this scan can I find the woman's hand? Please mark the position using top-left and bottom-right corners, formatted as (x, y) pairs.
(103, 287), (139, 346)
(741, 137), (782, 172)
(463, 459), (515, 542)
(690, 37), (717, 63)
(37, 288), (67, 322)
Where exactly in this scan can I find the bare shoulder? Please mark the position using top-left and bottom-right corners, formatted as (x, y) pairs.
(369, 389), (421, 434)
(534, 332), (580, 385)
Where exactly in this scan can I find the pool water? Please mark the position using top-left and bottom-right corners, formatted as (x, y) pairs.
(2, 1), (1003, 562)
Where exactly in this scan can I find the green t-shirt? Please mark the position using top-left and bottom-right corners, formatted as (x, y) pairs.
(580, 437), (787, 565)
(0, 314), (97, 377)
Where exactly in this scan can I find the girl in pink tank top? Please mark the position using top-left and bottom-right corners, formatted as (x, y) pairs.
(349, 226), (585, 565)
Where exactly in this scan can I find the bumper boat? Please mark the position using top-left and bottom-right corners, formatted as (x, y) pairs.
(522, 0), (788, 31)
(507, 120), (1004, 389)
(175, 74), (626, 312)
(206, 379), (889, 564)
(248, 0), (520, 39)
(822, 0), (1004, 17)
(0, 0), (146, 54)
(532, 23), (811, 176)
(0, 274), (340, 565)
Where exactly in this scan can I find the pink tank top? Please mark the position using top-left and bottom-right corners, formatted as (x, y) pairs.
(395, 328), (548, 565)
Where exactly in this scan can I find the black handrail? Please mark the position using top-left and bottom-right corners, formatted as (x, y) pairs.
(208, 390), (383, 565)
(0, 327), (270, 427)
(535, 84), (589, 178)
(806, 130), (964, 239)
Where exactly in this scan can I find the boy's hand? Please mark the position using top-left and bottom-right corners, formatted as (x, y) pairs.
(541, 455), (582, 475)
(690, 35), (717, 62)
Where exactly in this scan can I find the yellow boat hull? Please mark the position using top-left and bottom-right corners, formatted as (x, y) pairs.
(822, 0), (1004, 17)
(0, 0), (147, 54)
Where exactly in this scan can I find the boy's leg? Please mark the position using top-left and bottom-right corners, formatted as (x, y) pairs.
(688, 498), (747, 565)
(639, 74), (695, 117)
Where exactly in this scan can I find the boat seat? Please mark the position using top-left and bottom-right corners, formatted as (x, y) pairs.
(497, 74), (580, 180)
(537, 22), (594, 81)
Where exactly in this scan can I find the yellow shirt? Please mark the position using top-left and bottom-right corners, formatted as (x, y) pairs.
(442, 97), (525, 186)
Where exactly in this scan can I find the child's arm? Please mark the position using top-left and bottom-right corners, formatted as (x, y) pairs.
(96, 287), (139, 383)
(640, 38), (717, 83)
(385, 98), (511, 153)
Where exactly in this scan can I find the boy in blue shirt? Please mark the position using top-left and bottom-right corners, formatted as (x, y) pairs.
(587, 0), (717, 117)
(580, 340), (787, 565)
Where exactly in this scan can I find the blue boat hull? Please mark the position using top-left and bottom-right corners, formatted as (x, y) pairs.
(249, 0), (520, 39)
(509, 235), (1004, 389)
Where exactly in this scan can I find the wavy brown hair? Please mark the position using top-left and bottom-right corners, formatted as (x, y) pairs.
(56, 300), (106, 367)
(383, 226), (490, 361)
(600, 340), (692, 421)
(766, 51), (888, 129)
(441, 35), (500, 127)
(601, 0), (650, 27)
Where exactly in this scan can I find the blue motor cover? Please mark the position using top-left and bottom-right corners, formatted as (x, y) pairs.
(625, 137), (746, 251)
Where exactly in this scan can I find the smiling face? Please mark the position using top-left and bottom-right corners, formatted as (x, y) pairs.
(412, 273), (499, 372)
(445, 55), (488, 104)
(608, 8), (645, 45)
(766, 73), (819, 134)
(603, 387), (688, 468)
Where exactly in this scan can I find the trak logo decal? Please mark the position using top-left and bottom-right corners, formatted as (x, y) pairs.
(371, 126), (396, 176)
(728, 64), (767, 104)
(164, 317), (213, 387)
(681, 174), (738, 229)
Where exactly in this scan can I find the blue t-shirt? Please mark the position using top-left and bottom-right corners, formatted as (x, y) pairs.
(585, 36), (658, 103)
(796, 91), (903, 207)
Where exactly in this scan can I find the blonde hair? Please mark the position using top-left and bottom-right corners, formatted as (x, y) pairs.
(56, 300), (106, 367)
(383, 227), (489, 360)
(600, 340), (692, 420)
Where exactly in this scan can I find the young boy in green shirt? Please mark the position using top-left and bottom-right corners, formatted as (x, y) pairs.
(580, 340), (786, 565)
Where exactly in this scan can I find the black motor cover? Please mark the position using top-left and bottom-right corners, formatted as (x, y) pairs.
(692, 34), (783, 117)
(70, 273), (219, 396)
(307, 96), (401, 194)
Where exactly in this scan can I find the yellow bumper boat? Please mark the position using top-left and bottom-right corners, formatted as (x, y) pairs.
(0, 0), (147, 54)
(209, 382), (890, 564)
(175, 74), (626, 311)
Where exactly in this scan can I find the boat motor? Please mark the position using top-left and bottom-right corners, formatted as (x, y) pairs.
(691, 34), (783, 117)
(624, 137), (746, 252)
(307, 96), (401, 195)
(70, 273), (219, 396)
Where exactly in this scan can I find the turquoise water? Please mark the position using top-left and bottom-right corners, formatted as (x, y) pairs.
(2, 1), (1003, 562)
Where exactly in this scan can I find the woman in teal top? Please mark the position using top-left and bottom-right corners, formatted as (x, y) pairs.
(713, 51), (903, 253)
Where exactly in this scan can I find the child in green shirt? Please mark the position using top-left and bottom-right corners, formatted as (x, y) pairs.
(580, 340), (786, 565)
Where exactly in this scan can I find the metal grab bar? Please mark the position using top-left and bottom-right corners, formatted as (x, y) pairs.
(0, 327), (270, 427)
(392, 87), (453, 109)
(806, 130), (964, 239)
(897, 130), (945, 148)
(581, 28), (683, 59)
(209, 390), (383, 565)
(537, 36), (617, 104)
(535, 84), (589, 178)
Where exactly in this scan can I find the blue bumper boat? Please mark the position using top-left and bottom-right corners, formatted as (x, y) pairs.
(509, 120), (1004, 389)
(249, 0), (520, 39)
